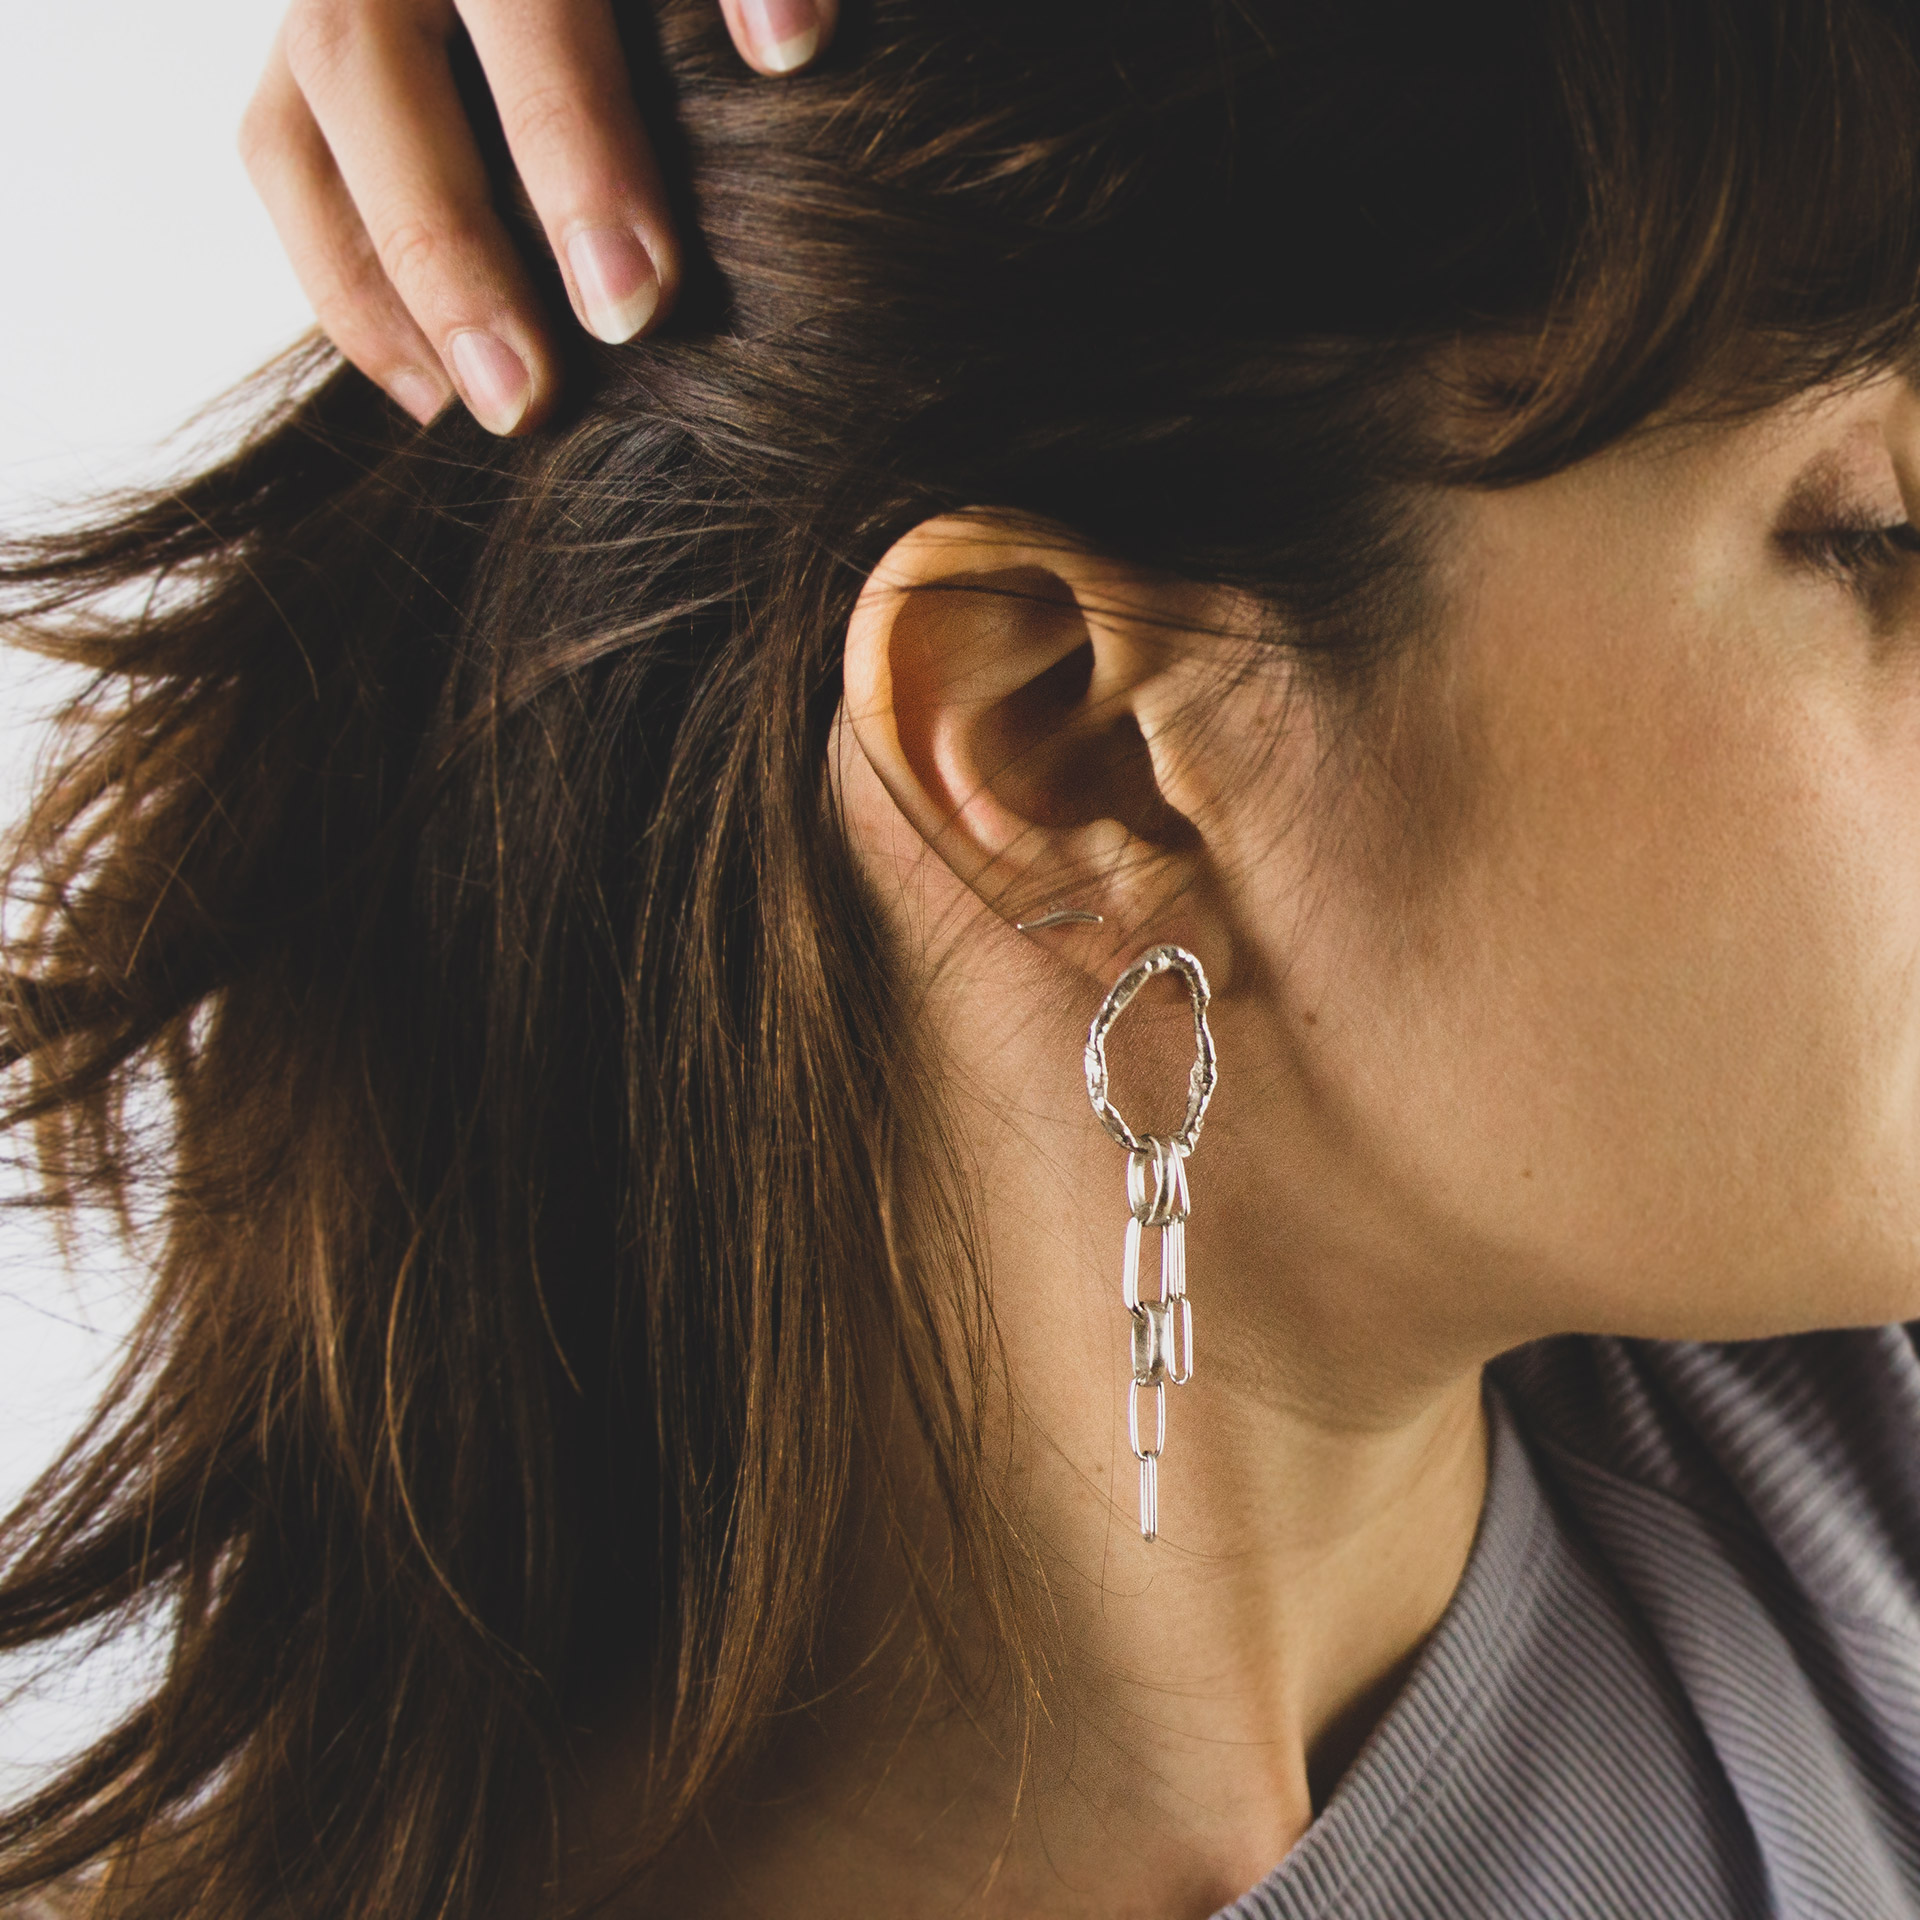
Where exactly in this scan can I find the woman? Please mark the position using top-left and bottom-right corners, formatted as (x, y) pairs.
(5, 1), (1920, 1914)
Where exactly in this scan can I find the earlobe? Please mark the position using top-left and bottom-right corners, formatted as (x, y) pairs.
(839, 512), (1228, 977)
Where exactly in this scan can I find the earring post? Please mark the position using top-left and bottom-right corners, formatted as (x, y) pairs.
(1014, 908), (1105, 932)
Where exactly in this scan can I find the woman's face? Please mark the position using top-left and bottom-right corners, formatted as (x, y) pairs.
(1212, 370), (1920, 1350)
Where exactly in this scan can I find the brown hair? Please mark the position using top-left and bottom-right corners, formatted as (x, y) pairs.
(1, 0), (1918, 1913)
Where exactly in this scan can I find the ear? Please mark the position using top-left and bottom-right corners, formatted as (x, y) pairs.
(839, 511), (1235, 986)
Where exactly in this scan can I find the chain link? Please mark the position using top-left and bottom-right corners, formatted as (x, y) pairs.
(1119, 1137), (1193, 1540)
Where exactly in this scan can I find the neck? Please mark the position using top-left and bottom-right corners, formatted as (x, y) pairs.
(609, 1236), (1488, 1918)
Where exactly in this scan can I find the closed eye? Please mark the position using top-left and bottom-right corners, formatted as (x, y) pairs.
(1782, 519), (1920, 591)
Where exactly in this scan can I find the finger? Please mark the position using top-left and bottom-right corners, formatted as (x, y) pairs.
(282, 0), (557, 434)
(242, 37), (453, 425)
(716, 0), (840, 77)
(455, 0), (680, 346)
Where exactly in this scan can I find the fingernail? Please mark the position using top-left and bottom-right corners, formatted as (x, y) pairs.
(566, 226), (661, 344)
(448, 329), (531, 435)
(388, 367), (450, 426)
(739, 0), (821, 73)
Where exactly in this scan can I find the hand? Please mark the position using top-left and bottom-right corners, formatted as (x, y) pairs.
(240, 0), (835, 434)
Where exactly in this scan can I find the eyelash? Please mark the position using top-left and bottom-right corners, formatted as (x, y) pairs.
(1792, 520), (1920, 588)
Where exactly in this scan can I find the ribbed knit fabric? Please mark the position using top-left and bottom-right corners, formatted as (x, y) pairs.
(1219, 1328), (1920, 1919)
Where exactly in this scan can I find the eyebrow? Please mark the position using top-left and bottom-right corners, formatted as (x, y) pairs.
(1776, 451), (1853, 531)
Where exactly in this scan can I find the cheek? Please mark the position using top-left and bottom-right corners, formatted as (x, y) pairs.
(1285, 571), (1920, 1344)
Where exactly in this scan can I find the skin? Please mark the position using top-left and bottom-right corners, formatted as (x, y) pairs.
(549, 371), (1920, 1916)
(242, 0), (831, 431)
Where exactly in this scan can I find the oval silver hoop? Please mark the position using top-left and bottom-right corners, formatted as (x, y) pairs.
(1083, 943), (1217, 1156)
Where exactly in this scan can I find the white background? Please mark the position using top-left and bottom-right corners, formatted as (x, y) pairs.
(0, 0), (312, 1784)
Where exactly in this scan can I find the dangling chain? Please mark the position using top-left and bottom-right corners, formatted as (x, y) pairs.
(1121, 1137), (1192, 1539)
(1083, 943), (1217, 1543)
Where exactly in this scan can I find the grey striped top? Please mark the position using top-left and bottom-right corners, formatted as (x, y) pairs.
(1221, 1328), (1920, 1919)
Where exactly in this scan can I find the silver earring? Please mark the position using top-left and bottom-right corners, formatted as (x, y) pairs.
(1083, 944), (1217, 1541)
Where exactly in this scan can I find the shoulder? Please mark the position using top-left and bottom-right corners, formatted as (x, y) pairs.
(1492, 1325), (1920, 1630)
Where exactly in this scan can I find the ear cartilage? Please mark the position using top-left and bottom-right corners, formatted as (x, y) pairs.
(1015, 908), (1106, 932)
